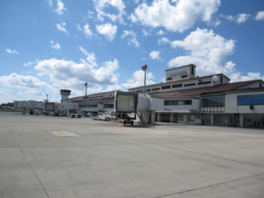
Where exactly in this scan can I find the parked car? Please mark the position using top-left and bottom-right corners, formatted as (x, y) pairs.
(69, 114), (82, 118)
(100, 113), (119, 121)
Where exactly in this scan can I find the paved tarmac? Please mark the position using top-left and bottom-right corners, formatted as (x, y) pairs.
(1, 111), (264, 198)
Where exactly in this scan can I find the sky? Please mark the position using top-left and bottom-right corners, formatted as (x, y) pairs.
(1, 0), (264, 104)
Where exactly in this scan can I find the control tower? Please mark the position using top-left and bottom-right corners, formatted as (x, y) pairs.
(60, 89), (71, 103)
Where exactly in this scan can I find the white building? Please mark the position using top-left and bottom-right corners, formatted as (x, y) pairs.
(129, 64), (264, 127)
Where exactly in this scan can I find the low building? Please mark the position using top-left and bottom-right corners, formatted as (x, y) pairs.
(66, 91), (116, 116)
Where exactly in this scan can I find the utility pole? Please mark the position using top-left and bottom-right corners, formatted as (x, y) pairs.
(141, 64), (147, 96)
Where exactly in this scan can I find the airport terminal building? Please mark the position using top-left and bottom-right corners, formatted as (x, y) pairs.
(69, 64), (264, 127)
(128, 64), (264, 127)
(15, 64), (264, 127)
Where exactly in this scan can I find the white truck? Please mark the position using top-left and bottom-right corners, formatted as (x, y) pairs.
(114, 91), (138, 125)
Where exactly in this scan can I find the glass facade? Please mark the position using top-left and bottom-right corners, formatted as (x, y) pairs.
(237, 94), (264, 105)
(201, 95), (225, 112)
(104, 104), (114, 108)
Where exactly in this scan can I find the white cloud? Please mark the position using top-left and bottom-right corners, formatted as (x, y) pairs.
(142, 29), (151, 37)
(0, 89), (16, 104)
(50, 40), (61, 50)
(237, 13), (251, 24)
(0, 73), (54, 100)
(158, 37), (170, 45)
(156, 30), (165, 35)
(47, 0), (53, 7)
(55, 0), (66, 15)
(24, 61), (36, 67)
(121, 30), (139, 47)
(255, 11), (264, 21)
(78, 24), (93, 38)
(122, 70), (155, 89)
(149, 51), (160, 60)
(6, 49), (18, 55)
(34, 53), (119, 91)
(56, 22), (68, 35)
(162, 28), (264, 82)
(130, 0), (220, 32)
(96, 23), (117, 41)
(93, 0), (126, 23)
(83, 24), (93, 37)
(79, 47), (97, 67)
(164, 28), (235, 75)
(221, 13), (251, 24)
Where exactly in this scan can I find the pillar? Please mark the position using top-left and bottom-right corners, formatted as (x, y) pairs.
(210, 113), (214, 126)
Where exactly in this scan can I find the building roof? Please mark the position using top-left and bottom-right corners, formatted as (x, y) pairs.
(202, 79), (263, 95)
(150, 80), (263, 99)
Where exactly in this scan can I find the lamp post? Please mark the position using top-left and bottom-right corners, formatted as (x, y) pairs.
(84, 82), (88, 98)
(141, 64), (147, 96)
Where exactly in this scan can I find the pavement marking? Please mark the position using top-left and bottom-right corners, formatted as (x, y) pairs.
(50, 130), (80, 137)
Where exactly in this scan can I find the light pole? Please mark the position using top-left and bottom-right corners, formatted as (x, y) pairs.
(141, 64), (147, 96)
(84, 82), (88, 98)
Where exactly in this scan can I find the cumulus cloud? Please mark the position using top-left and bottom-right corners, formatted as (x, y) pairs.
(221, 13), (251, 24)
(56, 22), (68, 35)
(55, 0), (66, 15)
(130, 0), (220, 32)
(50, 40), (61, 50)
(6, 49), (18, 55)
(161, 28), (264, 82)
(121, 30), (139, 47)
(165, 28), (235, 75)
(34, 50), (119, 91)
(122, 70), (155, 89)
(149, 51), (160, 60)
(93, 0), (126, 23)
(255, 11), (264, 21)
(0, 73), (54, 99)
(96, 23), (117, 41)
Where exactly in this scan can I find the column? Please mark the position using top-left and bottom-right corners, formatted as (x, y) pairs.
(170, 113), (174, 123)
(210, 113), (214, 126)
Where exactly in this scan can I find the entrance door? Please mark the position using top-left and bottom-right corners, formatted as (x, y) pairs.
(173, 114), (178, 123)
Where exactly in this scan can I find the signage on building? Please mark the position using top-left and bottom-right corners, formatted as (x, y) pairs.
(166, 70), (188, 79)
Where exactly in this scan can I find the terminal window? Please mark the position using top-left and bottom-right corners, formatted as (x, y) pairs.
(238, 94), (264, 105)
(201, 95), (225, 112)
(164, 100), (192, 106)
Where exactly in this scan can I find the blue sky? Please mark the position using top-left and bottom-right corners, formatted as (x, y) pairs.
(1, 0), (264, 104)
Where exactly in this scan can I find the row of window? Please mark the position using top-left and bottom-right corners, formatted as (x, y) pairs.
(79, 104), (114, 108)
(237, 94), (264, 105)
(136, 81), (212, 93)
(164, 100), (192, 106)
(201, 95), (225, 112)
(79, 104), (97, 108)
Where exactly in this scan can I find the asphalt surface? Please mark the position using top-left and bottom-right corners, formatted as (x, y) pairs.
(1, 111), (264, 198)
